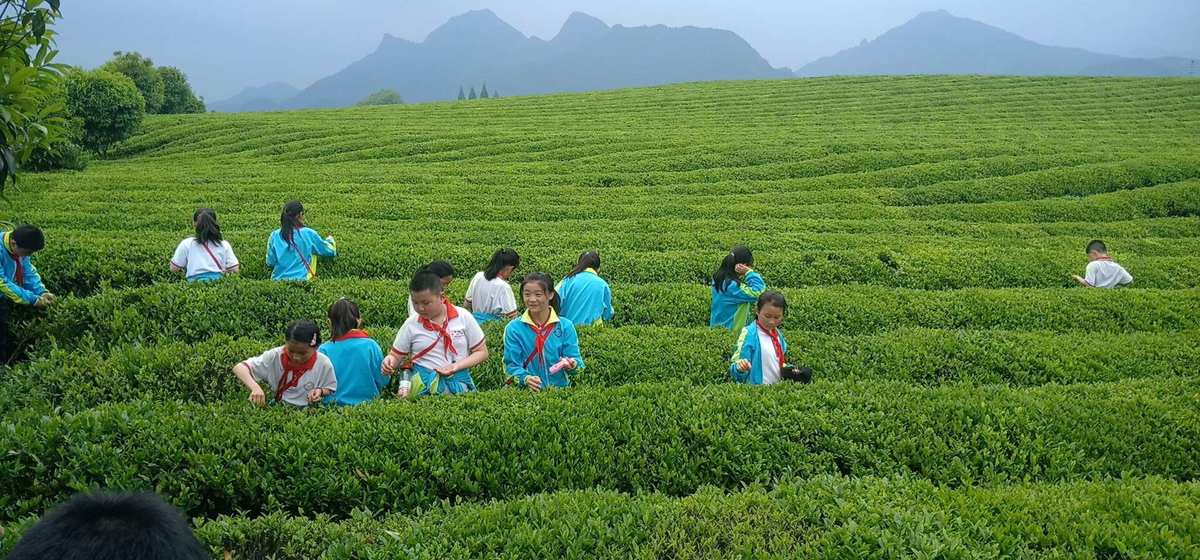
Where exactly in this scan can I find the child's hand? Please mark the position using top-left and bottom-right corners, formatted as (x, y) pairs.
(734, 263), (751, 276)
(525, 375), (543, 392)
(1071, 275), (1089, 287)
(381, 355), (400, 375)
(249, 387), (266, 407)
(566, 358), (578, 370)
(736, 359), (751, 373)
(435, 363), (457, 377)
(34, 293), (53, 309)
(307, 389), (325, 404)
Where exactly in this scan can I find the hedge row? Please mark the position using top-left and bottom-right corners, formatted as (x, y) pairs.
(3, 477), (1196, 558)
(2, 379), (1196, 520)
(22, 280), (1200, 350)
(6, 326), (1199, 411)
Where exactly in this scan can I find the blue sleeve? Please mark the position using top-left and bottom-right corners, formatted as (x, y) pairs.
(729, 328), (754, 384)
(503, 324), (534, 386)
(561, 321), (584, 374)
(306, 228), (337, 257)
(601, 282), (614, 322)
(21, 259), (46, 297)
(266, 235), (278, 268)
(1, 274), (37, 305)
(370, 344), (388, 390)
(725, 271), (766, 304)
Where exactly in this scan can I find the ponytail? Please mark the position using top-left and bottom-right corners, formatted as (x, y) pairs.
(712, 246), (753, 289)
(327, 298), (361, 340)
(566, 251), (601, 278)
(484, 248), (520, 281)
(193, 208), (222, 246)
(280, 201), (304, 244)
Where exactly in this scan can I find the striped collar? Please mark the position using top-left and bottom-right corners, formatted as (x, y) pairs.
(521, 308), (559, 327)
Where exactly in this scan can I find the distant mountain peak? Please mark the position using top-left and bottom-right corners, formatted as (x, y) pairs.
(551, 11), (610, 49)
(425, 9), (526, 46)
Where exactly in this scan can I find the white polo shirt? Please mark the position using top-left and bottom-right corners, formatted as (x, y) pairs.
(1085, 259), (1133, 288)
(391, 305), (486, 370)
(241, 346), (337, 407)
(465, 271), (517, 317)
(171, 237), (239, 279)
(758, 329), (782, 385)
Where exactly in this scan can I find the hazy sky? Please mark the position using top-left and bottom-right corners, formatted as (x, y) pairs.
(56, 0), (1200, 101)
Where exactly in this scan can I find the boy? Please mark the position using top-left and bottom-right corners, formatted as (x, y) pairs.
(1, 224), (54, 361)
(1072, 239), (1133, 288)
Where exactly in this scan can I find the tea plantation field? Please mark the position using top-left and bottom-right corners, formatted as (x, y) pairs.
(2, 76), (1199, 558)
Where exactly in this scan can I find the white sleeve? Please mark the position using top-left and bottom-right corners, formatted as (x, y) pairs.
(500, 282), (517, 314)
(317, 357), (338, 391)
(462, 312), (486, 349)
(222, 241), (240, 268)
(243, 347), (280, 383)
(171, 239), (190, 268)
(391, 324), (413, 354)
(1083, 262), (1099, 286)
(1120, 266), (1134, 285)
(465, 273), (480, 304)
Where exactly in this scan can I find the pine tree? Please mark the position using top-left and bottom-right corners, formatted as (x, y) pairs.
(480, 83), (490, 99)
(468, 86), (477, 100)
(492, 90), (499, 99)
(457, 86), (466, 101)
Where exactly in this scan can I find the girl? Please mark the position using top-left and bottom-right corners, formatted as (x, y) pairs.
(407, 260), (456, 317)
(709, 246), (766, 330)
(464, 248), (519, 324)
(384, 271), (488, 398)
(266, 201), (337, 281)
(730, 291), (789, 385)
(556, 251), (614, 326)
(233, 320), (337, 407)
(504, 272), (584, 391)
(170, 208), (239, 282)
(319, 298), (387, 406)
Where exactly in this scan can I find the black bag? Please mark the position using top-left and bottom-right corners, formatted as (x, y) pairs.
(781, 364), (813, 384)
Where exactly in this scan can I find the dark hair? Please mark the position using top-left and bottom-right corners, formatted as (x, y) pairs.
(712, 246), (754, 289)
(328, 298), (361, 340)
(484, 248), (520, 281)
(6, 491), (208, 560)
(280, 200), (304, 243)
(567, 251), (601, 278)
(409, 270), (444, 295)
(1086, 239), (1107, 254)
(422, 260), (456, 279)
(520, 272), (561, 313)
(285, 319), (321, 347)
(11, 225), (44, 253)
(757, 290), (788, 314)
(193, 208), (222, 245)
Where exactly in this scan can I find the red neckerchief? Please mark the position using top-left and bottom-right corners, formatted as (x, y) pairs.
(523, 314), (558, 369)
(276, 350), (318, 402)
(416, 299), (459, 360)
(333, 329), (371, 342)
(757, 321), (785, 369)
(9, 252), (23, 286)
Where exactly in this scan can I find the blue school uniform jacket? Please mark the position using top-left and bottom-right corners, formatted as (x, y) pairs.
(709, 271), (766, 330)
(557, 268), (614, 326)
(318, 332), (387, 406)
(1, 230), (47, 305)
(503, 309), (585, 389)
(266, 227), (336, 280)
(729, 322), (789, 385)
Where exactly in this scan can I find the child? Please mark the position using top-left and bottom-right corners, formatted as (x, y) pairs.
(319, 298), (387, 406)
(170, 208), (239, 282)
(504, 272), (584, 391)
(709, 246), (766, 330)
(1072, 240), (1133, 288)
(266, 201), (337, 281)
(384, 271), (489, 397)
(407, 260), (456, 317)
(556, 251), (614, 326)
(233, 320), (337, 407)
(1, 224), (53, 363)
(730, 291), (791, 385)
(464, 248), (519, 324)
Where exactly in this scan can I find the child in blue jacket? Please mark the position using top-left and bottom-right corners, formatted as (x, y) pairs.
(556, 251), (614, 326)
(504, 272), (584, 391)
(710, 246), (766, 330)
(267, 201), (337, 280)
(319, 298), (386, 406)
(731, 291), (790, 385)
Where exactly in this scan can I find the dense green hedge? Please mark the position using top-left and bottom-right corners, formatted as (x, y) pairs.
(2, 379), (1196, 520)
(3, 477), (1196, 558)
(5, 327), (1198, 411)
(21, 280), (1200, 351)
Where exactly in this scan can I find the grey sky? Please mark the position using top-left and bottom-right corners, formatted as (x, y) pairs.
(56, 0), (1200, 101)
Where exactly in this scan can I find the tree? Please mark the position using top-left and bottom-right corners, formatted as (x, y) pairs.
(101, 51), (163, 113)
(468, 86), (477, 100)
(355, 89), (404, 106)
(66, 69), (145, 156)
(457, 85), (465, 101)
(480, 83), (489, 99)
(492, 90), (499, 99)
(0, 0), (66, 193)
(157, 66), (205, 114)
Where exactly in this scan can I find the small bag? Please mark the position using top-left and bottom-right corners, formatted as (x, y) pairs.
(781, 364), (813, 384)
